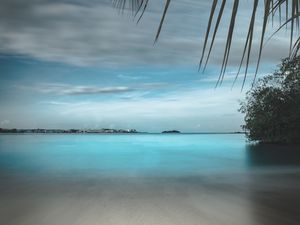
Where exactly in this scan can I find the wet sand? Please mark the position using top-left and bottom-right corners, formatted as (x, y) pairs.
(0, 171), (300, 225)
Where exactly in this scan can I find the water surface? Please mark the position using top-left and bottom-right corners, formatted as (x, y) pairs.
(0, 134), (299, 225)
(0, 134), (249, 177)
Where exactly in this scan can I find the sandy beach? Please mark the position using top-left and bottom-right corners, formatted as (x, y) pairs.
(1, 170), (300, 225)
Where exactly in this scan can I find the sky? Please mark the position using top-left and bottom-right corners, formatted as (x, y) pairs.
(0, 0), (292, 132)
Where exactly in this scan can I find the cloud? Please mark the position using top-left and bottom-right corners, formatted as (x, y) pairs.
(117, 74), (146, 80)
(33, 87), (245, 132)
(1, 80), (245, 131)
(15, 82), (168, 95)
(0, 120), (10, 126)
(0, 0), (291, 67)
(46, 87), (243, 119)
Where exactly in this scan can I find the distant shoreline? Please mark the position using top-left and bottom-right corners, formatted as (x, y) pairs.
(0, 128), (245, 135)
(0, 131), (245, 135)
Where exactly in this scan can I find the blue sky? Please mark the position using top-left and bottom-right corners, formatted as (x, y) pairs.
(0, 0), (292, 132)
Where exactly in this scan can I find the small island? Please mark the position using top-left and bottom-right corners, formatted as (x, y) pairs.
(162, 130), (181, 134)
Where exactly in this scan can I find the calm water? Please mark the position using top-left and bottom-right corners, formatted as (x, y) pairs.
(0, 134), (299, 177)
(0, 134), (248, 177)
(0, 134), (300, 225)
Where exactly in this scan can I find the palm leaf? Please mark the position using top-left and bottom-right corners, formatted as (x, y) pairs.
(216, 0), (240, 87)
(113, 0), (300, 88)
(232, 0), (259, 90)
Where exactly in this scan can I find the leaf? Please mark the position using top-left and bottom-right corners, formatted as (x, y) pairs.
(113, 0), (300, 88)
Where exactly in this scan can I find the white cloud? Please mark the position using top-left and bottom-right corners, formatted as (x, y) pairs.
(0, 0), (291, 67)
(0, 120), (10, 126)
(15, 82), (169, 95)
(36, 87), (244, 132)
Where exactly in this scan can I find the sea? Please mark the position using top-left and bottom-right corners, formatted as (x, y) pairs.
(0, 134), (299, 225)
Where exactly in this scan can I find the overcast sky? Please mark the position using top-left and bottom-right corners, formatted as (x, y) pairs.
(0, 0), (292, 132)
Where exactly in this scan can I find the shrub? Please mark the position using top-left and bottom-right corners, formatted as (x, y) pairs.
(240, 56), (300, 144)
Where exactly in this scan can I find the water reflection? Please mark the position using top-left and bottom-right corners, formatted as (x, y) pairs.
(246, 143), (300, 225)
(246, 143), (300, 167)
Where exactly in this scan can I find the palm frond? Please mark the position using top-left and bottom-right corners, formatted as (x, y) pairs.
(113, 0), (300, 88)
(232, 0), (259, 90)
(215, 0), (240, 87)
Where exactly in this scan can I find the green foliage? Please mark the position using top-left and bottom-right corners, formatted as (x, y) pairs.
(240, 56), (300, 144)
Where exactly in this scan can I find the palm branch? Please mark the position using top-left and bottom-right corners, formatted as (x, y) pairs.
(113, 0), (300, 89)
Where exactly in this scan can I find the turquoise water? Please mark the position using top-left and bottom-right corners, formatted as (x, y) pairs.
(0, 134), (245, 177)
(1, 134), (300, 225)
(0, 134), (299, 177)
